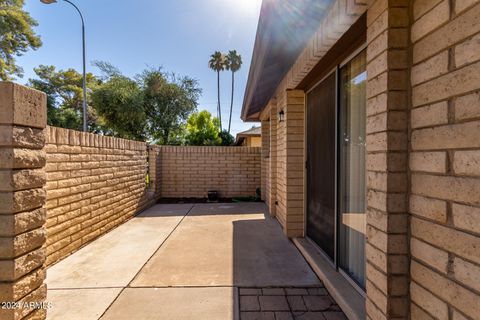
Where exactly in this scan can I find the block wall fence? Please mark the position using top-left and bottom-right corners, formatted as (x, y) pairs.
(258, 0), (480, 319)
(156, 146), (261, 199)
(0, 82), (262, 320)
(44, 126), (155, 267)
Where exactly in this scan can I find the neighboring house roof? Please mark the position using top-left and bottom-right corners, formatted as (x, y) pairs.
(235, 127), (261, 145)
(237, 126), (262, 137)
(241, 0), (333, 121)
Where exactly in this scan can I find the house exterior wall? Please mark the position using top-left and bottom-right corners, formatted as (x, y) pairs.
(247, 136), (262, 147)
(365, 1), (410, 318)
(256, 0), (480, 319)
(409, 1), (480, 319)
(261, 120), (270, 202)
(157, 146), (261, 199)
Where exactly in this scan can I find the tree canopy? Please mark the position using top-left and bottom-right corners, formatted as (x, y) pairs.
(181, 110), (234, 146)
(140, 69), (201, 144)
(89, 65), (202, 144)
(183, 110), (222, 146)
(90, 74), (145, 140)
(28, 65), (101, 130)
(0, 0), (42, 80)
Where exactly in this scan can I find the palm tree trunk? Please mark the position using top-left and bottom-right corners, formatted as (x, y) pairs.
(228, 71), (234, 134)
(217, 70), (222, 131)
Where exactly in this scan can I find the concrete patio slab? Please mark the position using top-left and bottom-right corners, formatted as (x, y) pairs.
(101, 287), (237, 320)
(131, 204), (320, 287)
(47, 205), (187, 288)
(46, 203), (334, 320)
(47, 288), (122, 320)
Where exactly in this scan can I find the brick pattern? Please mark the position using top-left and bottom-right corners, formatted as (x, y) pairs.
(409, 1), (480, 319)
(284, 90), (305, 238)
(267, 101), (278, 217)
(268, 89), (306, 238)
(365, 1), (410, 319)
(261, 120), (270, 202)
(157, 146), (261, 198)
(239, 286), (345, 320)
(275, 90), (288, 230)
(44, 126), (154, 266)
(0, 82), (48, 320)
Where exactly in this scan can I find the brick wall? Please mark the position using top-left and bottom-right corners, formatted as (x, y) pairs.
(44, 126), (155, 266)
(261, 120), (270, 202)
(365, 0), (410, 319)
(267, 101), (278, 217)
(409, 1), (480, 319)
(156, 146), (261, 198)
(0, 82), (48, 320)
(275, 87), (288, 230)
(249, 0), (480, 318)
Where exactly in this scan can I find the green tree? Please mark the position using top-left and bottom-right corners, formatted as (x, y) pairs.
(91, 75), (146, 140)
(219, 130), (234, 146)
(140, 68), (201, 144)
(225, 50), (242, 134)
(208, 51), (226, 131)
(183, 110), (222, 146)
(0, 0), (42, 80)
(28, 65), (100, 130)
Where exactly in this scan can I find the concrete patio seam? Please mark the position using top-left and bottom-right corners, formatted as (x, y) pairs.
(126, 203), (195, 288)
(48, 286), (124, 290)
(98, 204), (194, 320)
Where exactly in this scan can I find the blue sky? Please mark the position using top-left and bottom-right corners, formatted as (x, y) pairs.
(17, 0), (262, 135)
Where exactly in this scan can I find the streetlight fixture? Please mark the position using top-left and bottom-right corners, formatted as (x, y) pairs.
(41, 0), (88, 132)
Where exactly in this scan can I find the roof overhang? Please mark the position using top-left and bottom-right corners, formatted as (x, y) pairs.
(241, 0), (333, 121)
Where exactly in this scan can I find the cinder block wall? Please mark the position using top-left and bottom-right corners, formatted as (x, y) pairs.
(157, 146), (261, 198)
(0, 82), (48, 320)
(409, 1), (480, 319)
(44, 126), (155, 266)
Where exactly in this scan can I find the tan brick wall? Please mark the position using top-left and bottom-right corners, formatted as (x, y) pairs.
(275, 88), (288, 230)
(365, 1), (410, 319)
(0, 82), (48, 320)
(157, 146), (261, 198)
(261, 120), (270, 202)
(284, 90), (305, 238)
(255, 0), (480, 318)
(44, 126), (154, 266)
(267, 101), (278, 217)
(409, 1), (480, 319)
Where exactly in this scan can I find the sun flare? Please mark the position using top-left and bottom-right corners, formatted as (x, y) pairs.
(236, 0), (262, 13)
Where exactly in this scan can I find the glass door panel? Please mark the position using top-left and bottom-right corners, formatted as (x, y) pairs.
(338, 50), (367, 289)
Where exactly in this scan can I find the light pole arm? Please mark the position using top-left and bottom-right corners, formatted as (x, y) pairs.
(63, 0), (84, 27)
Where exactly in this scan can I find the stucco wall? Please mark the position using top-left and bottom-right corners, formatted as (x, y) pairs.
(157, 146), (261, 199)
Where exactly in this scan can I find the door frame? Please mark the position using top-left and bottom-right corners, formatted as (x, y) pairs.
(303, 42), (367, 293)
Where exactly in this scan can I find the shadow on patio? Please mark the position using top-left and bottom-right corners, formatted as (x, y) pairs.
(46, 203), (345, 320)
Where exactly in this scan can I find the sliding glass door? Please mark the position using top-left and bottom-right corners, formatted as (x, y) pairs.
(306, 72), (337, 261)
(338, 50), (367, 289)
(305, 48), (367, 290)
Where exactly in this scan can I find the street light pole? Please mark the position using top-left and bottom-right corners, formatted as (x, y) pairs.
(41, 0), (87, 132)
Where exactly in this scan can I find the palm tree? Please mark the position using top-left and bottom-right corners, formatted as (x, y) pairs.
(209, 51), (226, 131)
(225, 50), (242, 134)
